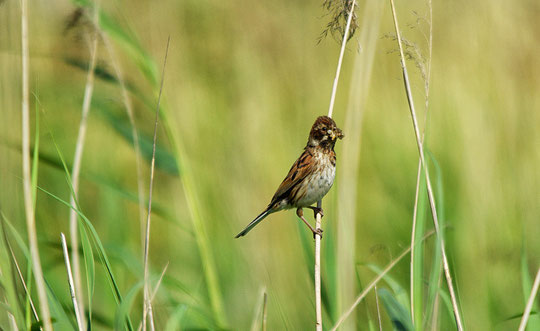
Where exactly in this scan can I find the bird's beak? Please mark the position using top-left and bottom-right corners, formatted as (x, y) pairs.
(331, 132), (336, 140)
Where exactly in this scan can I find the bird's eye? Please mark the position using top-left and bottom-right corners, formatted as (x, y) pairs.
(322, 127), (327, 131)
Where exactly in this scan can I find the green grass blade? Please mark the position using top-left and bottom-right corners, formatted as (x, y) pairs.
(412, 165), (427, 330)
(79, 221), (95, 326)
(436, 289), (453, 324)
(178, 163), (228, 328)
(37, 185), (134, 330)
(324, 202), (339, 323)
(114, 281), (143, 331)
(164, 305), (189, 331)
(97, 105), (179, 175)
(425, 150), (445, 328)
(366, 264), (410, 312)
(1, 214), (73, 329)
(44, 280), (75, 330)
(71, 0), (158, 86)
(378, 288), (414, 331)
(0, 216), (25, 328)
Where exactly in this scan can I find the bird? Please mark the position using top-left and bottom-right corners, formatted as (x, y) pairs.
(235, 116), (344, 238)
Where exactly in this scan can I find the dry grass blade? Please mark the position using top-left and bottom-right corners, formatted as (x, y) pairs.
(146, 262), (169, 331)
(150, 262), (169, 303)
(142, 36), (170, 331)
(331, 229), (436, 330)
(20, 0), (53, 329)
(68, 5), (100, 327)
(388, 0), (464, 329)
(409, 1), (433, 323)
(60, 233), (84, 330)
(327, 0), (357, 118)
(519, 268), (540, 331)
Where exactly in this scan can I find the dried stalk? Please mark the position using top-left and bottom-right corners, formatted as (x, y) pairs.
(20, 0), (53, 329)
(61, 233), (84, 330)
(518, 268), (540, 331)
(142, 36), (170, 331)
(388, 0), (463, 329)
(314, 201), (323, 331)
(327, 0), (357, 119)
(68, 5), (99, 327)
(320, 2), (357, 330)
(409, 1), (433, 323)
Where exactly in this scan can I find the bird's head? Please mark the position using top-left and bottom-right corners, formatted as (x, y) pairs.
(307, 116), (344, 148)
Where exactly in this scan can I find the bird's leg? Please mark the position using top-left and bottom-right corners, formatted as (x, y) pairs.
(307, 206), (324, 219)
(296, 208), (323, 239)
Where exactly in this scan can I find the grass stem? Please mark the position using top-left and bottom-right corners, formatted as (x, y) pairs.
(518, 268), (540, 331)
(68, 5), (100, 327)
(410, 1), (433, 325)
(142, 36), (170, 331)
(20, 0), (53, 329)
(61, 233), (84, 330)
(322, 2), (357, 329)
(388, 0), (464, 329)
(327, 0), (357, 119)
(314, 200), (323, 331)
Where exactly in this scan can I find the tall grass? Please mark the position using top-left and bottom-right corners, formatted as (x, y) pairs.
(1, 0), (539, 330)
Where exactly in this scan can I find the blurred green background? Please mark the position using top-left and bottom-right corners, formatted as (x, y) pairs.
(1, 0), (539, 330)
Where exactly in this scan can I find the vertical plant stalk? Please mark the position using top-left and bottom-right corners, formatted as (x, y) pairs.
(61, 233), (84, 330)
(410, 0), (433, 323)
(142, 36), (170, 331)
(69, 5), (100, 327)
(519, 268), (540, 331)
(20, 0), (53, 330)
(314, 201), (323, 331)
(327, 0), (357, 119)
(388, 0), (464, 329)
(320, 2), (357, 330)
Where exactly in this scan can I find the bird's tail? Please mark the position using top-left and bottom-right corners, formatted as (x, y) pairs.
(235, 208), (272, 238)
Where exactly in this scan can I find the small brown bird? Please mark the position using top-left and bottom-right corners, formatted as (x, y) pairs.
(235, 116), (344, 238)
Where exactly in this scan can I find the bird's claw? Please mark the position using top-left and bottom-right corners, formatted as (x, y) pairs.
(311, 207), (324, 219)
(312, 228), (323, 239)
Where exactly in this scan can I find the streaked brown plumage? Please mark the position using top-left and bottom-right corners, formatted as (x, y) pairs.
(235, 116), (344, 238)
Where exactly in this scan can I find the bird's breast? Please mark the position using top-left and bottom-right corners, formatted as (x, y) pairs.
(295, 151), (336, 207)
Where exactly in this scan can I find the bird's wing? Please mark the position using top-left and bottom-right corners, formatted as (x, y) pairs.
(269, 149), (315, 208)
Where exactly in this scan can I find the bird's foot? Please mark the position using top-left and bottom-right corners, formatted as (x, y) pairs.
(309, 206), (324, 219)
(312, 228), (323, 239)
